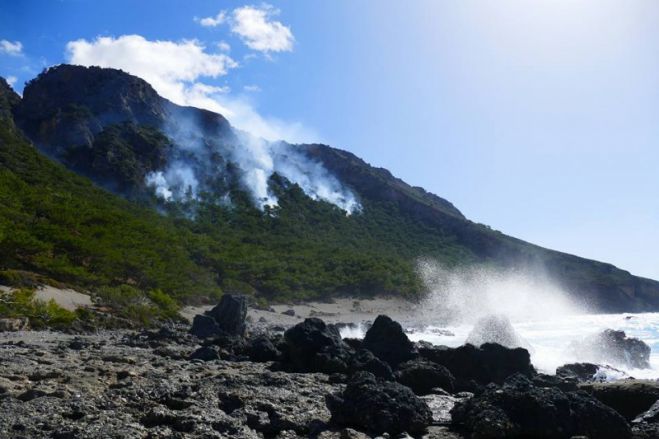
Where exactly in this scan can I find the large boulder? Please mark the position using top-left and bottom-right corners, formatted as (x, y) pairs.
(362, 315), (416, 367)
(283, 318), (353, 374)
(190, 314), (221, 338)
(568, 329), (650, 369)
(205, 294), (248, 336)
(465, 314), (528, 349)
(326, 371), (433, 436)
(451, 374), (631, 439)
(419, 342), (535, 387)
(579, 380), (659, 421)
(190, 294), (248, 338)
(395, 358), (455, 395)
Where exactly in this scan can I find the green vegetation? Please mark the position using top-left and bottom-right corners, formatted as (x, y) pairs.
(0, 117), (450, 320)
(0, 288), (77, 329)
(3, 64), (659, 324)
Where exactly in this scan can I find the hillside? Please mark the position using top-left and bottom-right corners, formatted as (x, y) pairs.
(1, 65), (659, 314)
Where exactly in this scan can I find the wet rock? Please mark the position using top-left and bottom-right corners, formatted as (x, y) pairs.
(579, 380), (659, 421)
(396, 358), (455, 395)
(282, 309), (296, 316)
(451, 374), (631, 439)
(283, 318), (353, 373)
(556, 362), (630, 384)
(465, 314), (528, 349)
(556, 362), (600, 382)
(362, 315), (417, 367)
(568, 329), (651, 369)
(531, 373), (578, 392)
(419, 342), (535, 387)
(631, 400), (659, 438)
(326, 371), (432, 435)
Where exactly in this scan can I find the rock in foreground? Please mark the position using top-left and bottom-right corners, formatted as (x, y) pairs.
(451, 374), (631, 439)
(362, 315), (417, 367)
(326, 371), (433, 435)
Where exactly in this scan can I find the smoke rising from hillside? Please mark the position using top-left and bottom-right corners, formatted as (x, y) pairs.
(145, 114), (360, 213)
(416, 259), (588, 325)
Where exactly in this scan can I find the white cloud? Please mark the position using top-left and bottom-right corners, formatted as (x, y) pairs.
(64, 34), (314, 143)
(66, 35), (236, 107)
(6, 76), (17, 87)
(231, 5), (294, 53)
(243, 84), (261, 92)
(197, 11), (226, 27)
(0, 40), (23, 56)
(217, 41), (231, 52)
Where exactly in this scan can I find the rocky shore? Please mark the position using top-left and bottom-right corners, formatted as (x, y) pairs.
(1, 295), (659, 438)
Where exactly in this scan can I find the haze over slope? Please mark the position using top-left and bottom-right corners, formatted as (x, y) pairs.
(2, 64), (658, 312)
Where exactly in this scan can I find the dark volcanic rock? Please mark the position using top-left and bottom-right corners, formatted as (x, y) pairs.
(247, 335), (281, 362)
(569, 329), (651, 369)
(188, 345), (220, 362)
(420, 342), (535, 387)
(362, 315), (416, 367)
(451, 374), (631, 439)
(465, 314), (527, 349)
(190, 314), (221, 338)
(579, 380), (659, 421)
(326, 371), (432, 435)
(205, 294), (248, 337)
(190, 294), (248, 338)
(349, 349), (394, 380)
(632, 400), (659, 438)
(283, 318), (353, 374)
(556, 362), (600, 382)
(395, 358), (455, 395)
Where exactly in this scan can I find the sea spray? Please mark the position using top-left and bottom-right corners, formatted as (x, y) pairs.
(415, 259), (588, 325)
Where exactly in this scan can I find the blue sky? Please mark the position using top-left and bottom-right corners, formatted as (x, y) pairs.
(1, 0), (658, 280)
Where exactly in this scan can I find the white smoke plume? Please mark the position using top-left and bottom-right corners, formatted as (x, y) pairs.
(145, 115), (360, 213)
(416, 259), (588, 325)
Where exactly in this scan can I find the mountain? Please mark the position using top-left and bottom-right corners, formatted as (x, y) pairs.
(1, 64), (658, 314)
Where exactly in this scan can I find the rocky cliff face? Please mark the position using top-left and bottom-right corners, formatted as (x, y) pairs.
(5, 64), (659, 312)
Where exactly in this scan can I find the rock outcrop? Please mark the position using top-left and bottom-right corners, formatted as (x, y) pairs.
(451, 374), (631, 439)
(579, 380), (659, 421)
(395, 358), (455, 395)
(362, 315), (416, 367)
(282, 318), (353, 374)
(190, 294), (248, 338)
(419, 342), (535, 388)
(568, 329), (651, 369)
(326, 371), (433, 435)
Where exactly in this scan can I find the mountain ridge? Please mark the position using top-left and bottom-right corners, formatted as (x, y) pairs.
(2, 64), (658, 313)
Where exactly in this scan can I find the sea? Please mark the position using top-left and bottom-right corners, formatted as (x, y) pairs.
(340, 312), (659, 380)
